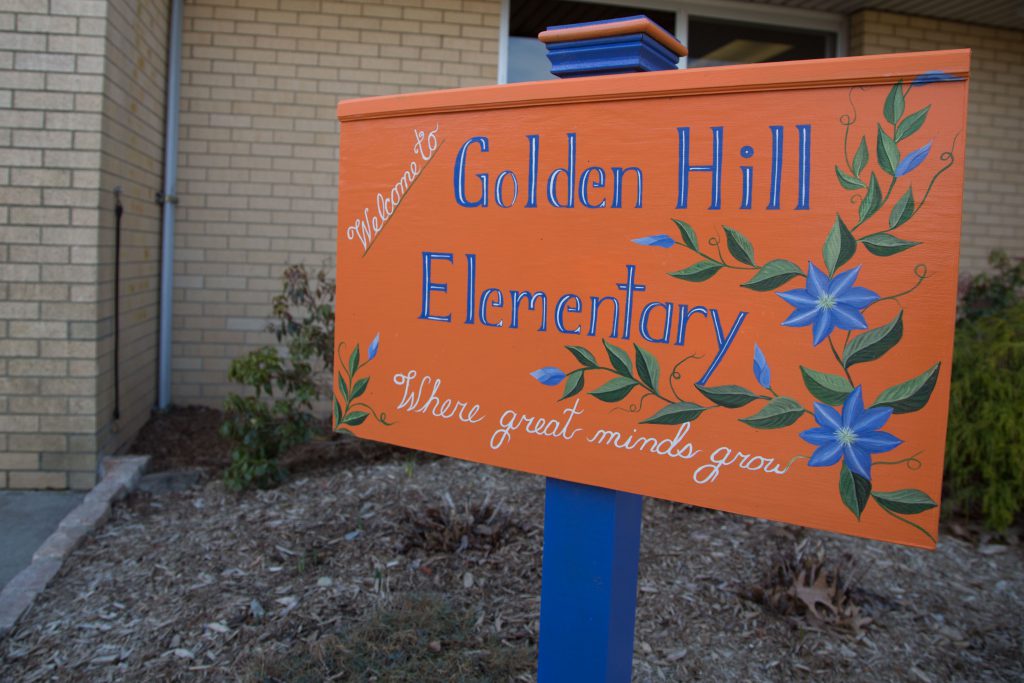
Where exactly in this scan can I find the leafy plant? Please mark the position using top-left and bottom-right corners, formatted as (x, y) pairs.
(958, 249), (1024, 321)
(945, 296), (1024, 531)
(333, 332), (391, 431)
(221, 265), (334, 491)
(270, 264), (335, 370)
(539, 73), (960, 542)
(531, 340), (723, 425)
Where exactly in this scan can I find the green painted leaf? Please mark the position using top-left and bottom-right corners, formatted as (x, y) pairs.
(589, 376), (638, 403)
(672, 219), (699, 251)
(740, 397), (805, 429)
(859, 173), (882, 223)
(741, 259), (803, 292)
(338, 373), (350, 402)
(348, 345), (360, 378)
(333, 396), (341, 425)
(640, 401), (708, 425)
(696, 384), (759, 408)
(872, 489), (937, 515)
(835, 165), (865, 190)
(603, 339), (633, 377)
(895, 105), (929, 141)
(800, 366), (854, 405)
(669, 260), (722, 282)
(872, 362), (940, 413)
(823, 214), (857, 276)
(634, 344), (660, 391)
(889, 188), (915, 229)
(566, 345), (597, 368)
(876, 124), (901, 176)
(839, 465), (872, 520)
(561, 369), (585, 400)
(341, 410), (368, 426)
(860, 232), (921, 256)
(884, 81), (905, 125)
(350, 376), (369, 400)
(723, 225), (756, 266)
(852, 136), (869, 176)
(843, 310), (904, 368)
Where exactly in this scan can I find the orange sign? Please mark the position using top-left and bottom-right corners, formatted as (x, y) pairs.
(335, 50), (969, 548)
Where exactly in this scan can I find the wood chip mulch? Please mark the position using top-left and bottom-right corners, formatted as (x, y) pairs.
(1, 454), (1022, 682)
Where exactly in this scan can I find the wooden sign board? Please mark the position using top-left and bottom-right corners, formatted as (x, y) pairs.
(335, 50), (969, 548)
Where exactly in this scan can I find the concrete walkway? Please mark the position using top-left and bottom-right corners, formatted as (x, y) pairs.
(0, 491), (85, 590)
(0, 458), (149, 638)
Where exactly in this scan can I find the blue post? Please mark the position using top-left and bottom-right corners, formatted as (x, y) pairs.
(535, 17), (687, 683)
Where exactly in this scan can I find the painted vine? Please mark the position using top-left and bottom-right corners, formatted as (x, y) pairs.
(531, 70), (961, 541)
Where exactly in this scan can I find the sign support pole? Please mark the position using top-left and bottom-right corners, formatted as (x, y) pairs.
(536, 17), (688, 683)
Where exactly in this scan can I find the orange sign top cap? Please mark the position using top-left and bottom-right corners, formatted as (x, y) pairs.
(538, 16), (688, 57)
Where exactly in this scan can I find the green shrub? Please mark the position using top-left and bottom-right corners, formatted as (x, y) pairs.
(958, 249), (1024, 321)
(945, 300), (1024, 531)
(220, 265), (334, 491)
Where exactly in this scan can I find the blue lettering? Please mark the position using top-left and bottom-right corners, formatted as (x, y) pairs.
(495, 170), (518, 208)
(588, 296), (620, 338)
(698, 310), (748, 385)
(675, 305), (708, 346)
(615, 265), (646, 340)
(611, 167), (643, 208)
(640, 302), (673, 344)
(579, 167), (606, 208)
(555, 294), (582, 334)
(796, 124), (811, 210)
(768, 126), (783, 210)
(510, 290), (548, 330)
(676, 126), (722, 210)
(454, 136), (488, 207)
(546, 133), (576, 208)
(419, 251), (453, 322)
(480, 288), (504, 327)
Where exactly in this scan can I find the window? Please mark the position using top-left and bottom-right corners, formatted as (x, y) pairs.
(500, 0), (844, 84)
(687, 16), (836, 68)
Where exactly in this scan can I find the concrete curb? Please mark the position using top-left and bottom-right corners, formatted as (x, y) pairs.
(0, 455), (149, 640)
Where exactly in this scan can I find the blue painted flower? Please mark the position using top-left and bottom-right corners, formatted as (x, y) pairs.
(801, 386), (901, 480)
(632, 234), (675, 248)
(911, 70), (959, 86)
(531, 367), (566, 386)
(368, 332), (380, 361)
(778, 263), (879, 346)
(753, 344), (771, 389)
(895, 142), (930, 177)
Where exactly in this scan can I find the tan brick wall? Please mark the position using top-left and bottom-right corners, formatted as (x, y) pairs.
(850, 10), (1024, 273)
(0, 0), (167, 490)
(172, 0), (500, 404)
(95, 0), (167, 458)
(0, 0), (109, 489)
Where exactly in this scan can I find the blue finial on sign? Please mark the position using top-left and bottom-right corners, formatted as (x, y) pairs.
(538, 15), (687, 78)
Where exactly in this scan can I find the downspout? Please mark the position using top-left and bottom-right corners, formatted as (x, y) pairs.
(157, 0), (183, 410)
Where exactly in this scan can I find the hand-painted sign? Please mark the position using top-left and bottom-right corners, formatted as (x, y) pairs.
(335, 50), (969, 548)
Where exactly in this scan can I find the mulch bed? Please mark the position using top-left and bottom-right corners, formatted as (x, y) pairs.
(1, 407), (1021, 681)
(129, 405), (422, 477)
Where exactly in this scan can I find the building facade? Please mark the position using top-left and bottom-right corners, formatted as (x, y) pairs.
(1, 0), (1022, 489)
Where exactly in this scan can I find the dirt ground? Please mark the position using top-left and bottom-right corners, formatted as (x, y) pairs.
(1, 407), (1021, 682)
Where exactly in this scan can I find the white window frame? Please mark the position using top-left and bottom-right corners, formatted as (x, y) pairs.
(497, 0), (847, 84)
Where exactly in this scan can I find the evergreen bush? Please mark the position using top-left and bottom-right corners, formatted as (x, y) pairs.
(945, 251), (1024, 530)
